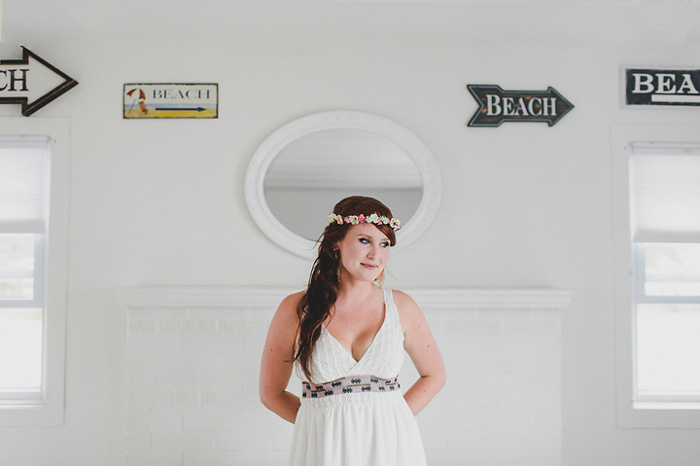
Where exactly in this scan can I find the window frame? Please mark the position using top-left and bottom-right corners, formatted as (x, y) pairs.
(633, 243), (700, 405)
(0, 118), (70, 427)
(612, 123), (700, 429)
(0, 233), (45, 401)
(634, 244), (700, 306)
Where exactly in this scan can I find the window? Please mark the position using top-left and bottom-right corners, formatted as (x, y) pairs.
(0, 119), (69, 427)
(0, 138), (49, 402)
(612, 124), (700, 429)
(630, 145), (700, 405)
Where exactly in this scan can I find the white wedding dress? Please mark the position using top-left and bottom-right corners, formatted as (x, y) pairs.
(289, 288), (427, 466)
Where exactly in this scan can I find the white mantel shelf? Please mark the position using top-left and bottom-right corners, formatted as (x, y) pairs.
(115, 287), (572, 310)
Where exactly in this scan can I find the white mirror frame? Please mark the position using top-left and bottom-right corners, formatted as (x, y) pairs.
(244, 111), (442, 259)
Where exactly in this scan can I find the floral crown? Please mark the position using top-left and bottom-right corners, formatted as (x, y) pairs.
(327, 212), (401, 231)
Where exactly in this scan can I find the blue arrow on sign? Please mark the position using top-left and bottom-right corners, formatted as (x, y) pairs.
(154, 107), (207, 112)
(0, 47), (78, 116)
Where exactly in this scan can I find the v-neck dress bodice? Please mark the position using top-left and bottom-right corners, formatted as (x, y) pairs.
(300, 288), (404, 384)
(290, 289), (427, 466)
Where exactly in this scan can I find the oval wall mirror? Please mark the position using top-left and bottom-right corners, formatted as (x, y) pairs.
(244, 111), (442, 258)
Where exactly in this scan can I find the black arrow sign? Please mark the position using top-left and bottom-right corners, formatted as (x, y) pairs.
(467, 85), (573, 127)
(0, 47), (78, 116)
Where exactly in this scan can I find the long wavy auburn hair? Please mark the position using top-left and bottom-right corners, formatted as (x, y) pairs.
(293, 196), (397, 382)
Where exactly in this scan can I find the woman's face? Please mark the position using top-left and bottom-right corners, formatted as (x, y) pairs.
(334, 223), (391, 284)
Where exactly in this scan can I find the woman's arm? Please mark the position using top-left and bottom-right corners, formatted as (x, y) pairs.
(259, 292), (304, 423)
(395, 290), (446, 415)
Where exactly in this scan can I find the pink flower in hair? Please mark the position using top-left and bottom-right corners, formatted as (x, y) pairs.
(328, 212), (400, 231)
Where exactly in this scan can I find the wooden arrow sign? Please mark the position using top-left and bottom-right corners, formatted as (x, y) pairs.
(0, 47), (78, 116)
(467, 85), (573, 127)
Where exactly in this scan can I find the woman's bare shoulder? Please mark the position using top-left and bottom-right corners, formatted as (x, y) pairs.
(274, 291), (305, 321)
(391, 289), (419, 308)
(280, 290), (305, 306)
(390, 289), (423, 325)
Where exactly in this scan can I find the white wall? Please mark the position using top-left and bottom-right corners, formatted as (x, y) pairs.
(1, 1), (699, 465)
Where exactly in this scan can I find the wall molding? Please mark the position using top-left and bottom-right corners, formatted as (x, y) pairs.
(115, 287), (572, 311)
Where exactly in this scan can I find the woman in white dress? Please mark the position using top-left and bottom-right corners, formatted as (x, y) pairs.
(260, 196), (446, 466)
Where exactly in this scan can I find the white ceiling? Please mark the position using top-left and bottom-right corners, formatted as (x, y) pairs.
(0, 0), (674, 40)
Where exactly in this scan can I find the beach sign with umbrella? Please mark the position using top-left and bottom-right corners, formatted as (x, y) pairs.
(123, 83), (218, 119)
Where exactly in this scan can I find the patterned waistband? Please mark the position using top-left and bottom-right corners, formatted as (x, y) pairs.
(302, 375), (400, 399)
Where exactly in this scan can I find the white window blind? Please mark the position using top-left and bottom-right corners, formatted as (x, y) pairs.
(0, 137), (50, 234)
(631, 143), (700, 243)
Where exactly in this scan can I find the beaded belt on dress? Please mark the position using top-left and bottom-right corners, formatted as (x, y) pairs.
(302, 375), (400, 399)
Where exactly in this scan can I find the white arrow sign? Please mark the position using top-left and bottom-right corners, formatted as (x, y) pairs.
(0, 47), (78, 116)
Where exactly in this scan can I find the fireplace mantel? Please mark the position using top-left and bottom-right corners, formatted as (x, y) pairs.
(117, 286), (571, 466)
(116, 287), (572, 310)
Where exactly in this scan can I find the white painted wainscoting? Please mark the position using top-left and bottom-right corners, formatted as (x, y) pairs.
(116, 288), (571, 466)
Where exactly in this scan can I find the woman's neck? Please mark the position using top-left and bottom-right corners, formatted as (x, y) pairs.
(336, 279), (379, 303)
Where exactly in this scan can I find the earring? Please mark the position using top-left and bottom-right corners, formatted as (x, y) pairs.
(333, 250), (340, 282)
(376, 269), (385, 286)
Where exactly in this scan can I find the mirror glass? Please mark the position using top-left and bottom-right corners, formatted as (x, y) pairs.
(245, 111), (441, 258)
(263, 128), (423, 242)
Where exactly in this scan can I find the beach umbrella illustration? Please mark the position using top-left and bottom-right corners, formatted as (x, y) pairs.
(126, 88), (148, 114)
